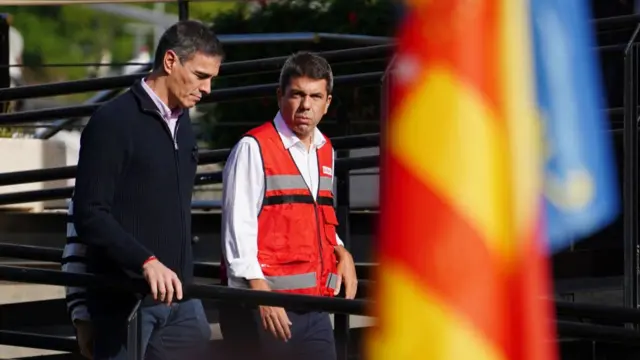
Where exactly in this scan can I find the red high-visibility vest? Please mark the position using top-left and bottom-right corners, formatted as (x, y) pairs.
(221, 121), (340, 297)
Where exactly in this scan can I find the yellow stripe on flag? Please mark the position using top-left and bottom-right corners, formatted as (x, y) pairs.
(499, 0), (543, 235)
(368, 263), (506, 360)
(390, 67), (510, 257)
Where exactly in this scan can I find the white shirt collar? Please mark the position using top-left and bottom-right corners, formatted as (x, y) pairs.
(273, 112), (326, 150)
(141, 79), (183, 119)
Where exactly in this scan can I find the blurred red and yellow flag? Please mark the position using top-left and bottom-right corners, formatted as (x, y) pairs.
(367, 0), (558, 359)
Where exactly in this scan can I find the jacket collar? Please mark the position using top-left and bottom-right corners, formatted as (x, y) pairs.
(130, 79), (159, 114)
(130, 80), (190, 122)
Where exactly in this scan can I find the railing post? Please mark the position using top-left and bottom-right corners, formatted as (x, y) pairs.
(333, 151), (351, 360)
(178, 0), (189, 21)
(0, 14), (10, 114)
(623, 24), (640, 326)
(126, 300), (143, 360)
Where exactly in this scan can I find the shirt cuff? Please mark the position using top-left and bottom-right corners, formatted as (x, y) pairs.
(228, 258), (265, 280)
(71, 307), (91, 325)
(336, 234), (344, 247)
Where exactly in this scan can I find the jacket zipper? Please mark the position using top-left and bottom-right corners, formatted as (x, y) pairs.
(152, 110), (185, 281)
(172, 120), (185, 282)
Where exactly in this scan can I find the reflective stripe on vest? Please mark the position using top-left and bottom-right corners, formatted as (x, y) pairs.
(265, 271), (340, 291)
(266, 175), (333, 192)
(264, 174), (334, 206)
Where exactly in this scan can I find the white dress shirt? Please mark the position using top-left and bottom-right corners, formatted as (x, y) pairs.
(221, 112), (344, 288)
(140, 79), (181, 138)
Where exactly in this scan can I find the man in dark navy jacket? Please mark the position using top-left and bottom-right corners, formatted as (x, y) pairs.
(71, 20), (223, 360)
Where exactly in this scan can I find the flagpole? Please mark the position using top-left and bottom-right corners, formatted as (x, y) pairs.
(622, 22), (640, 320)
(177, 0), (189, 21)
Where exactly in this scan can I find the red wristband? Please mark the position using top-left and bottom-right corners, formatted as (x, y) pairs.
(143, 256), (157, 266)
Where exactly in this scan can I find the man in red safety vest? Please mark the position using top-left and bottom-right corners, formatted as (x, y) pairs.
(219, 51), (358, 360)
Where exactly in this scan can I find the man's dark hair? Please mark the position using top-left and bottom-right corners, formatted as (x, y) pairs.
(153, 20), (224, 70)
(279, 51), (334, 95)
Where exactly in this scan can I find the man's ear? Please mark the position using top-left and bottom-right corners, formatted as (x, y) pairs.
(324, 94), (332, 115)
(163, 50), (179, 75)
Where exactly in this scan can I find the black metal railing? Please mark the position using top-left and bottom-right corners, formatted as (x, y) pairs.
(0, 132), (379, 187)
(0, 45), (392, 103)
(0, 72), (384, 126)
(0, 265), (367, 315)
(0, 242), (375, 292)
(0, 264), (368, 360)
(0, 133), (379, 207)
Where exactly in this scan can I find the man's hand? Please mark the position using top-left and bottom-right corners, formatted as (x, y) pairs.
(249, 279), (292, 341)
(259, 305), (292, 341)
(74, 319), (93, 359)
(334, 246), (358, 299)
(142, 258), (183, 305)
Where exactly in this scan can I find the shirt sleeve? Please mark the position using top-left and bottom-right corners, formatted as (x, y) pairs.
(62, 199), (91, 324)
(333, 149), (345, 247)
(72, 109), (154, 273)
(221, 137), (266, 281)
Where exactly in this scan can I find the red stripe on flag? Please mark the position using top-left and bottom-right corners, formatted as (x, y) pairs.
(392, 2), (501, 119)
(379, 153), (510, 353)
(506, 215), (558, 360)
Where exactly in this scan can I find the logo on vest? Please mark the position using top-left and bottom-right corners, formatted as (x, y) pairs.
(322, 166), (332, 176)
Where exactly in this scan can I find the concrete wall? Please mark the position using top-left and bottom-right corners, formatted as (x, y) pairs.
(0, 138), (69, 212)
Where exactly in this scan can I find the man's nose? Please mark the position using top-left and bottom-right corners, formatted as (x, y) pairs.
(300, 95), (312, 109)
(199, 79), (212, 95)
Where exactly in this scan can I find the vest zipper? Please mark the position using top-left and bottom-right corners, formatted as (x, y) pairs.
(314, 203), (324, 295)
(287, 146), (325, 295)
(310, 150), (324, 295)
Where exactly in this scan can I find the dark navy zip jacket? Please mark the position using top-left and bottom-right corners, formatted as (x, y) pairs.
(72, 80), (199, 316)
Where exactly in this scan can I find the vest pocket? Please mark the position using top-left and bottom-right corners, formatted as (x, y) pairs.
(321, 206), (339, 246)
(259, 207), (316, 264)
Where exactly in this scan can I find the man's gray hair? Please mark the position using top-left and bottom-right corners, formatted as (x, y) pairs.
(153, 20), (224, 70)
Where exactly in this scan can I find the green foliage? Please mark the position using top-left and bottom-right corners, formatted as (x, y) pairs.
(153, 1), (237, 20)
(0, 5), (134, 85)
(201, 0), (398, 149)
(0, 2), (234, 89)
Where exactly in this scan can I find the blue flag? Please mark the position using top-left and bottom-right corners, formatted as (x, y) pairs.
(530, 0), (620, 253)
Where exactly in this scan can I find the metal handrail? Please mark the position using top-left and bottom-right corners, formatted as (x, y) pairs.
(0, 72), (384, 125)
(35, 61), (153, 139)
(0, 46), (393, 102)
(0, 330), (77, 352)
(0, 155), (379, 205)
(0, 242), (376, 282)
(0, 265), (368, 315)
(0, 133), (379, 186)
